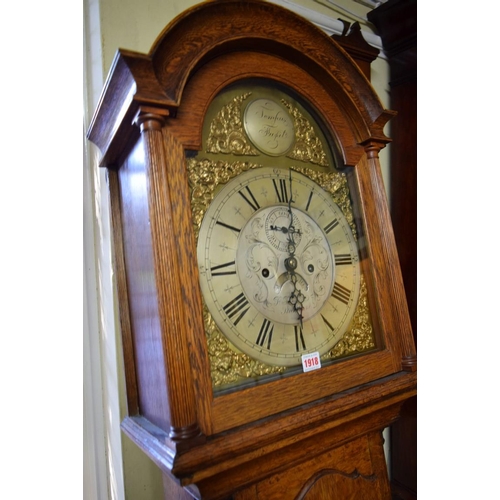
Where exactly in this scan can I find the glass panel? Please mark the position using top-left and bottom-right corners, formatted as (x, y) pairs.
(187, 80), (378, 392)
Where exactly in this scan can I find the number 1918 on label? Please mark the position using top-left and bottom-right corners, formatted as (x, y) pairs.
(301, 352), (321, 373)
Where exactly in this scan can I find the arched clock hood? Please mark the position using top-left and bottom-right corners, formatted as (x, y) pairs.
(87, 1), (416, 498)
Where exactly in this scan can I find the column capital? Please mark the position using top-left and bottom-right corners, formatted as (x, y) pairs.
(361, 139), (386, 160)
(134, 106), (171, 132)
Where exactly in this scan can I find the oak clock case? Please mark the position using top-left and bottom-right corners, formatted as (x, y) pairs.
(86, 1), (417, 497)
(189, 83), (378, 391)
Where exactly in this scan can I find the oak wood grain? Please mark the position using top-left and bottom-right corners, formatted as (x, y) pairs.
(108, 168), (139, 415)
(86, 1), (417, 497)
(368, 1), (417, 496)
(118, 139), (170, 431)
(138, 112), (200, 439)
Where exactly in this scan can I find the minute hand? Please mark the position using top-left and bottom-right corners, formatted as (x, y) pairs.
(285, 170), (305, 327)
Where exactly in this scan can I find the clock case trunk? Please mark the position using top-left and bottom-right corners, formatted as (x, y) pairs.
(87, 1), (416, 498)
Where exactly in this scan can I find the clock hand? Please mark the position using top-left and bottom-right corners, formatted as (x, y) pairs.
(269, 225), (289, 234)
(286, 169), (301, 238)
(285, 169), (305, 327)
(285, 255), (305, 327)
(269, 225), (305, 238)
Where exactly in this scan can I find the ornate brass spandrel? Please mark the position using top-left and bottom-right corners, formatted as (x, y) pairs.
(323, 275), (375, 361)
(204, 306), (286, 387)
(188, 158), (375, 389)
(206, 275), (374, 388)
(205, 92), (330, 168)
(187, 158), (263, 239)
(289, 165), (357, 240)
(281, 100), (329, 167)
(206, 93), (259, 156)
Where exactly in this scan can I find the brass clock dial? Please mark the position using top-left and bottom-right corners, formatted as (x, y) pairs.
(197, 167), (360, 367)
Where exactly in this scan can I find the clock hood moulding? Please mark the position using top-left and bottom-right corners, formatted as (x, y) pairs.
(86, 0), (416, 497)
(87, 0), (394, 170)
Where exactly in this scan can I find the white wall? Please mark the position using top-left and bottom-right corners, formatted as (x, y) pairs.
(82, 1), (391, 499)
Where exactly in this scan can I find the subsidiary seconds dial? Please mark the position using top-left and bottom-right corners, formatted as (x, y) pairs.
(196, 167), (360, 366)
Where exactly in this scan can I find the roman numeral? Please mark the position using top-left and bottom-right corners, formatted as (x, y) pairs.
(305, 191), (313, 212)
(211, 261), (236, 276)
(273, 178), (289, 204)
(324, 218), (339, 234)
(239, 187), (260, 212)
(222, 293), (250, 325)
(331, 282), (351, 305)
(216, 220), (241, 234)
(334, 254), (352, 266)
(256, 318), (274, 349)
(321, 314), (335, 334)
(294, 324), (306, 352)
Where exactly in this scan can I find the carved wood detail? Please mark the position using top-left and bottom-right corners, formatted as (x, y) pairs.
(368, 1), (417, 497)
(87, 1), (417, 498)
(331, 21), (380, 80)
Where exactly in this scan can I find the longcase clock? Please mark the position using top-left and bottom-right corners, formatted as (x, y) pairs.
(87, 1), (417, 498)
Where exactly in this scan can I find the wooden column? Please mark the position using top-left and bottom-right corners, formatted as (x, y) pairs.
(135, 109), (200, 441)
(368, 1), (417, 498)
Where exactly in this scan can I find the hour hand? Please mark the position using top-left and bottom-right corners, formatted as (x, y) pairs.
(284, 247), (307, 325)
(269, 225), (288, 234)
(269, 224), (301, 237)
(289, 281), (305, 327)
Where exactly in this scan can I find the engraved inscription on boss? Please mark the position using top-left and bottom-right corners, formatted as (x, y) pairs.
(244, 99), (295, 156)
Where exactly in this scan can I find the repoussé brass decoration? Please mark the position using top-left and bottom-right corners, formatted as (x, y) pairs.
(281, 100), (329, 167)
(327, 276), (375, 360)
(204, 305), (287, 387)
(188, 158), (375, 388)
(290, 165), (357, 239)
(206, 93), (329, 167)
(188, 159), (263, 240)
(206, 93), (259, 156)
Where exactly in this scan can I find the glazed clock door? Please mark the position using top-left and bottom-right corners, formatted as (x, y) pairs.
(196, 167), (361, 367)
(87, 2), (416, 498)
(184, 79), (385, 403)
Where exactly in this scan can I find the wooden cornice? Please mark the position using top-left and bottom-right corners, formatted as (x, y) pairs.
(87, 0), (394, 169)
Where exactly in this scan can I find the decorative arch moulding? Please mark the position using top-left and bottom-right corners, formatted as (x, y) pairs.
(88, 0), (392, 170)
(86, 1), (416, 497)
